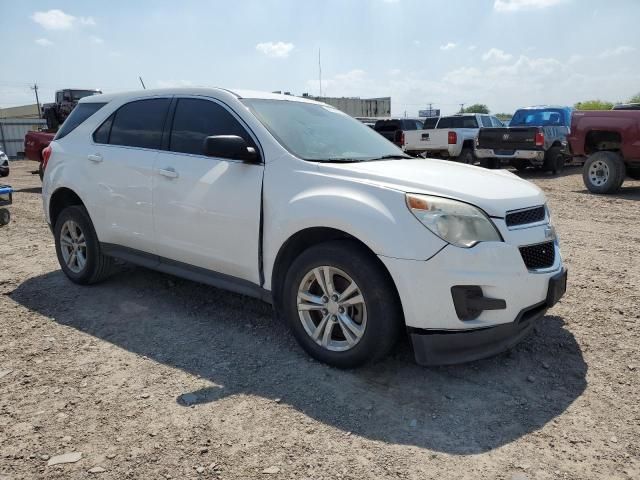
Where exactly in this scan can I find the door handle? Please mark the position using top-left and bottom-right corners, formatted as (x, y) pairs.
(158, 168), (179, 179)
(88, 154), (103, 163)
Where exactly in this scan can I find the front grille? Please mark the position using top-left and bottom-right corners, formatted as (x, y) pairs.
(519, 241), (555, 270)
(506, 206), (545, 227)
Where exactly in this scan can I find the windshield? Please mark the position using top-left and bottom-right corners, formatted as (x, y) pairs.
(510, 108), (566, 126)
(242, 99), (406, 161)
(70, 90), (101, 101)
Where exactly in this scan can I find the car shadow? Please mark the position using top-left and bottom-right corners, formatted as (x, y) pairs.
(13, 186), (42, 194)
(509, 164), (582, 180)
(573, 185), (640, 200)
(9, 268), (587, 455)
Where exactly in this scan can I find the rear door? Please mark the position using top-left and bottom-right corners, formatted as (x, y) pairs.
(89, 97), (171, 253)
(152, 97), (264, 283)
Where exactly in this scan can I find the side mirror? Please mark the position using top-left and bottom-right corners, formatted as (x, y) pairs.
(203, 135), (260, 163)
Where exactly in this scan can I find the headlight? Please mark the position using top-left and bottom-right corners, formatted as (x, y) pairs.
(406, 193), (502, 248)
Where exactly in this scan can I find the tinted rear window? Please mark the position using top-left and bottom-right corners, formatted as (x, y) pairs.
(374, 120), (401, 132)
(510, 109), (567, 126)
(436, 116), (478, 129)
(109, 98), (171, 149)
(55, 103), (106, 140)
(422, 117), (439, 129)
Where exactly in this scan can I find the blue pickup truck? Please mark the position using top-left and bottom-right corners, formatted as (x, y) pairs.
(475, 106), (572, 174)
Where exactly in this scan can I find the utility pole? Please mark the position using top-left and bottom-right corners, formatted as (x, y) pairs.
(31, 83), (42, 118)
(428, 102), (433, 117)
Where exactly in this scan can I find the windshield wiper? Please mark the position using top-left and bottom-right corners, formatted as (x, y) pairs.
(322, 158), (367, 163)
(367, 154), (412, 161)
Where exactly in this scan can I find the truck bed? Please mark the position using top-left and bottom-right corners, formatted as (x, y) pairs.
(24, 131), (55, 162)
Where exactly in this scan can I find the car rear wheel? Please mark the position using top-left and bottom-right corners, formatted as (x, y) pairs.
(54, 205), (114, 284)
(0, 208), (10, 226)
(512, 159), (530, 172)
(544, 146), (564, 175)
(582, 151), (626, 194)
(479, 158), (499, 169)
(283, 240), (401, 368)
(456, 148), (474, 164)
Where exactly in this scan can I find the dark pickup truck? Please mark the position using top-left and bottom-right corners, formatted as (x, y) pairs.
(373, 118), (424, 150)
(475, 106), (572, 174)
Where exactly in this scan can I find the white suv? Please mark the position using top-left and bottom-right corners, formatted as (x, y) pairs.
(42, 88), (567, 368)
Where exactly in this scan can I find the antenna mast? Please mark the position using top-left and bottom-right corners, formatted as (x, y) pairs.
(318, 49), (322, 97)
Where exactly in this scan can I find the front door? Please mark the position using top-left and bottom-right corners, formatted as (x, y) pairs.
(152, 97), (264, 283)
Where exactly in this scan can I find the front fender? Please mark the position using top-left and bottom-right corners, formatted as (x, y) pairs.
(262, 179), (447, 290)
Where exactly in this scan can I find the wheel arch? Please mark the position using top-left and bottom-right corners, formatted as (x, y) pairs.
(49, 187), (86, 228)
(270, 227), (403, 323)
(584, 129), (622, 155)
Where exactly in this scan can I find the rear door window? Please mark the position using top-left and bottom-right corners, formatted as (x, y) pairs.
(54, 103), (106, 140)
(374, 120), (401, 132)
(109, 98), (171, 149)
(436, 116), (479, 129)
(168, 98), (254, 155)
(481, 116), (493, 127)
(422, 117), (439, 129)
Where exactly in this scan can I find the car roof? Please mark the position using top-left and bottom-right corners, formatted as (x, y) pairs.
(79, 87), (326, 106)
(516, 105), (571, 110)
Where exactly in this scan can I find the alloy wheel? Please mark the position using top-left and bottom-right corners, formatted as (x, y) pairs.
(297, 266), (367, 352)
(60, 220), (87, 273)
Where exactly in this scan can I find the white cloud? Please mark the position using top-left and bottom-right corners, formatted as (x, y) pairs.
(31, 9), (96, 30)
(256, 41), (294, 58)
(468, 45), (477, 51)
(482, 48), (513, 62)
(598, 45), (635, 58)
(494, 0), (565, 12)
(35, 38), (53, 47)
(31, 9), (75, 30)
(108, 51), (122, 58)
(89, 35), (104, 44)
(440, 42), (457, 51)
(79, 16), (96, 26)
(413, 40), (421, 46)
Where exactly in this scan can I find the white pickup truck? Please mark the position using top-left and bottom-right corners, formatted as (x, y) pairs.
(404, 114), (504, 163)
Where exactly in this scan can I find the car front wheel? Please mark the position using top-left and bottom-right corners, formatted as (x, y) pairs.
(582, 151), (626, 194)
(283, 240), (401, 368)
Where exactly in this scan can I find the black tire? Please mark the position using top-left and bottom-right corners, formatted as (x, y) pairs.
(0, 170), (8, 178)
(456, 148), (474, 164)
(544, 146), (565, 175)
(282, 240), (401, 368)
(38, 162), (44, 181)
(479, 158), (498, 169)
(0, 208), (9, 226)
(54, 205), (114, 284)
(627, 167), (640, 180)
(582, 151), (626, 194)
(512, 159), (530, 172)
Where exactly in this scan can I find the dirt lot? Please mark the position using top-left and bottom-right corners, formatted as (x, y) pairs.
(0, 160), (639, 480)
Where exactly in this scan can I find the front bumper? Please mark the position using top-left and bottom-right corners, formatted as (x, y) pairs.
(379, 224), (566, 365)
(476, 148), (545, 165)
(410, 268), (566, 365)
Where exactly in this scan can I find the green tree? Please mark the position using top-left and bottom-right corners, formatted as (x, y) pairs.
(495, 113), (512, 121)
(629, 93), (640, 103)
(574, 100), (614, 110)
(463, 103), (490, 114)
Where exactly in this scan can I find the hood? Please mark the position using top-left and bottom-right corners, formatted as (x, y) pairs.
(316, 159), (545, 217)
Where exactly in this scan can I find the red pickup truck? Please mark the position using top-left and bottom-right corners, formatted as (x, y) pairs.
(568, 110), (640, 193)
(24, 130), (55, 177)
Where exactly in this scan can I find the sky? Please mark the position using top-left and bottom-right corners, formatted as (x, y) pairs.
(1, 0), (639, 116)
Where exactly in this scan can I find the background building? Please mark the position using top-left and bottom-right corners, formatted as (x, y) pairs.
(300, 94), (391, 118)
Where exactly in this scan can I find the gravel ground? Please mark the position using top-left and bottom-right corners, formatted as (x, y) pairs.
(0, 160), (639, 480)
